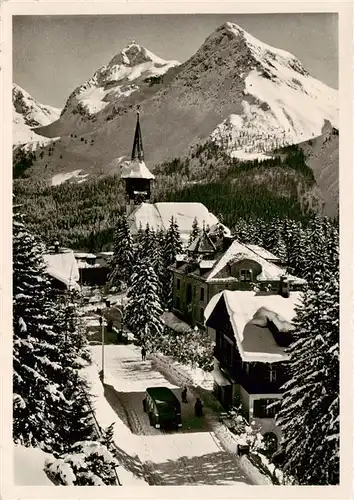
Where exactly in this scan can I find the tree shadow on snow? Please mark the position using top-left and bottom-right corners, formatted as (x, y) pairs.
(144, 450), (253, 486)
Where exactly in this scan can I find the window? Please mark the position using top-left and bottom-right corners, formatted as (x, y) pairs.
(240, 269), (252, 282)
(269, 366), (277, 382)
(175, 296), (181, 311)
(176, 278), (181, 290)
(254, 398), (278, 418)
(200, 287), (205, 302)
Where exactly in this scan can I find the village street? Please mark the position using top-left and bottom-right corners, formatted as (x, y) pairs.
(89, 344), (254, 486)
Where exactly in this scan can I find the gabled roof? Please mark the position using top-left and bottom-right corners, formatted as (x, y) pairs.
(187, 229), (217, 254)
(128, 202), (219, 244)
(245, 244), (282, 262)
(43, 249), (80, 290)
(206, 239), (306, 284)
(205, 290), (303, 363)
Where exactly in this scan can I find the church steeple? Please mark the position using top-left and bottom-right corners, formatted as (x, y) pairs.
(120, 108), (155, 215)
(131, 108), (144, 161)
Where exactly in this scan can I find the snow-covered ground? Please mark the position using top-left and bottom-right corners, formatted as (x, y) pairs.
(51, 169), (86, 186)
(86, 344), (252, 485)
(14, 445), (55, 485)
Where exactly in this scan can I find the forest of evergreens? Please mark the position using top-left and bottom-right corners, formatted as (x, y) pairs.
(13, 141), (322, 252)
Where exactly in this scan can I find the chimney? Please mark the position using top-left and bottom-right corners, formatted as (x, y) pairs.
(54, 240), (60, 253)
(222, 235), (233, 252)
(279, 275), (290, 298)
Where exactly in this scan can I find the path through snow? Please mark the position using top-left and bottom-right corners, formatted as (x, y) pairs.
(89, 344), (252, 486)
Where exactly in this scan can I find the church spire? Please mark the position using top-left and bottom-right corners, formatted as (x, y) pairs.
(131, 106), (144, 161)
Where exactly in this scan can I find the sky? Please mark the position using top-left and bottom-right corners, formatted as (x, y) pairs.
(13, 13), (338, 108)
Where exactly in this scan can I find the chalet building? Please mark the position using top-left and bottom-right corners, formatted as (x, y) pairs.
(170, 228), (306, 328)
(204, 289), (303, 445)
(43, 244), (80, 292)
(120, 111), (223, 244)
(73, 252), (111, 286)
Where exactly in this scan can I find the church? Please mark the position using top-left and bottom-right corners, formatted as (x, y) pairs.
(120, 111), (225, 244)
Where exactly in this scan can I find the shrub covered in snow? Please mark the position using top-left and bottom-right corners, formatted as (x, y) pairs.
(157, 326), (214, 371)
(45, 441), (119, 486)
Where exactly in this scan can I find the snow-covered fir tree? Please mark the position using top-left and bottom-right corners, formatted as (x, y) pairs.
(162, 217), (183, 308)
(13, 208), (120, 484)
(276, 270), (339, 485)
(13, 209), (67, 449)
(125, 256), (164, 349)
(109, 213), (134, 288)
(188, 217), (201, 245)
(45, 441), (119, 486)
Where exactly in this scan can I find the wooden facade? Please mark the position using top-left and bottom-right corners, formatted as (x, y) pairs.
(206, 294), (292, 444)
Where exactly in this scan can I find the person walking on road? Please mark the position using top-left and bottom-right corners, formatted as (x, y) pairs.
(182, 386), (188, 403)
(194, 397), (203, 417)
(141, 346), (146, 361)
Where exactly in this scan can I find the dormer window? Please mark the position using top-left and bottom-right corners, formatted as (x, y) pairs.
(240, 269), (252, 282)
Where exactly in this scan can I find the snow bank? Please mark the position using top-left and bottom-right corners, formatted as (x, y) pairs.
(14, 445), (55, 485)
(151, 351), (214, 391)
(82, 363), (147, 485)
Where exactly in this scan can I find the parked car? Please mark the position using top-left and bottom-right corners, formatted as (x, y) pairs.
(143, 387), (182, 430)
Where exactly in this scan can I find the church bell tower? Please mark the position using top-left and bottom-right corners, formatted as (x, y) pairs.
(120, 109), (155, 216)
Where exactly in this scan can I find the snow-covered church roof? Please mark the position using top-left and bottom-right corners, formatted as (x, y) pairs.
(128, 202), (219, 243)
(43, 249), (80, 290)
(205, 290), (303, 363)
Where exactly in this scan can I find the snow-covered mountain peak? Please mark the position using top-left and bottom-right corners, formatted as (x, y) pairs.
(108, 42), (172, 68)
(13, 83), (61, 145)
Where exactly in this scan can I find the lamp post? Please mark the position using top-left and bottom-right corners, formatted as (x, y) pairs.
(99, 315), (105, 381)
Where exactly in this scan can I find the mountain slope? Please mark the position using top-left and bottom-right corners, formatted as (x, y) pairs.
(14, 22), (338, 212)
(35, 42), (181, 138)
(13, 84), (61, 146)
(297, 121), (339, 217)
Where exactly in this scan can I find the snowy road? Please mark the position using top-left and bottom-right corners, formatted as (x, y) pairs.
(90, 345), (253, 485)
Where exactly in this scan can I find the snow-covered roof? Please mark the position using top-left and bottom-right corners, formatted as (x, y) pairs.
(206, 240), (305, 284)
(245, 244), (282, 262)
(120, 159), (155, 179)
(162, 311), (191, 333)
(74, 252), (97, 260)
(199, 260), (217, 269)
(205, 290), (303, 363)
(43, 250), (80, 290)
(128, 202), (219, 243)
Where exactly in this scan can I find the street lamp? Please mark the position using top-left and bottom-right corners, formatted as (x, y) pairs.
(99, 315), (105, 381)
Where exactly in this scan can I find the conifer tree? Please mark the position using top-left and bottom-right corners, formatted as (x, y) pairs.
(162, 217), (183, 308)
(276, 271), (339, 485)
(45, 441), (119, 486)
(109, 213), (134, 288)
(125, 257), (164, 348)
(13, 209), (66, 449)
(188, 217), (201, 245)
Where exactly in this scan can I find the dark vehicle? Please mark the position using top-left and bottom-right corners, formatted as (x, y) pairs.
(143, 387), (182, 430)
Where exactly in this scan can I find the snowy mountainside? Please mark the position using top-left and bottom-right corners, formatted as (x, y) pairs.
(210, 23), (338, 159)
(15, 23), (338, 214)
(297, 121), (339, 217)
(36, 42), (181, 138)
(13, 84), (61, 146)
